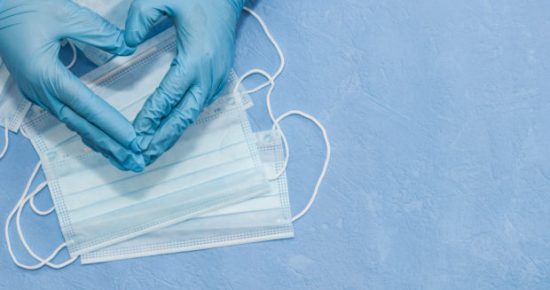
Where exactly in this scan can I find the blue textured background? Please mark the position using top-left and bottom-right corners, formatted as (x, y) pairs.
(2, 0), (550, 289)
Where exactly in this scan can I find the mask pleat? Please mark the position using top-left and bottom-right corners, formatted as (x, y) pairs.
(68, 169), (269, 253)
(65, 155), (255, 221)
(80, 136), (294, 263)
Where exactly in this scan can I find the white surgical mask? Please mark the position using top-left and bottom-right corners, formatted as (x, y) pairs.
(0, 76), (32, 159)
(80, 130), (292, 263)
(6, 28), (269, 269)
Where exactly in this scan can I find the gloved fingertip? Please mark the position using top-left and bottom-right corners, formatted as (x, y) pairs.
(129, 138), (142, 154)
(125, 30), (144, 47)
(129, 154), (146, 173)
(117, 45), (137, 57)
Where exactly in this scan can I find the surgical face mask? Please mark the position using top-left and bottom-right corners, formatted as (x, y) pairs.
(8, 124), (300, 268)
(81, 130), (294, 263)
(7, 28), (269, 268)
(0, 75), (32, 160)
(0, 55), (31, 155)
(0, 78), (31, 132)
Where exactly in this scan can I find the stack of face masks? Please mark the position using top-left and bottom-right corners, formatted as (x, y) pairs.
(4, 6), (331, 268)
(0, 58), (31, 143)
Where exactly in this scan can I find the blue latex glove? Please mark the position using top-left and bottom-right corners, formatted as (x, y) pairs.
(125, 0), (245, 165)
(0, 0), (145, 172)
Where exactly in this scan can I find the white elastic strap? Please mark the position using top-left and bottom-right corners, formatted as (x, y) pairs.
(274, 111), (331, 222)
(242, 7), (285, 94)
(27, 165), (55, 216)
(0, 118), (8, 159)
(237, 69), (330, 221)
(29, 192), (55, 216)
(234, 69), (289, 180)
(5, 161), (77, 270)
(16, 182), (76, 269)
(61, 40), (78, 70)
(20, 125), (29, 139)
(235, 9), (331, 222)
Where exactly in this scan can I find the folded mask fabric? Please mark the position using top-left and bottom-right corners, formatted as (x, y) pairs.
(0, 57), (9, 101)
(8, 28), (269, 266)
(0, 73), (32, 160)
(0, 42), (77, 160)
(0, 77), (32, 133)
(81, 130), (294, 263)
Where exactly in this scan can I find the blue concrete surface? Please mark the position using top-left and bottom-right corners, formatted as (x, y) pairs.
(1, 0), (550, 289)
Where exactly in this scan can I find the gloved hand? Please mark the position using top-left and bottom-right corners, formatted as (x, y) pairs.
(126, 0), (245, 165)
(0, 0), (145, 172)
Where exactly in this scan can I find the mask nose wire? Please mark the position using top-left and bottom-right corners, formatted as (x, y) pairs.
(234, 8), (331, 222)
(0, 118), (9, 160)
(5, 161), (78, 270)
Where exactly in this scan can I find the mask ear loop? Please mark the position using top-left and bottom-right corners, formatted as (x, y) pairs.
(15, 182), (77, 269)
(273, 111), (331, 222)
(0, 118), (9, 159)
(234, 70), (331, 222)
(241, 7), (285, 94)
(235, 8), (331, 222)
(25, 157), (55, 215)
(5, 161), (77, 270)
(234, 69), (289, 180)
(235, 7), (288, 178)
(61, 40), (78, 70)
(29, 192), (55, 216)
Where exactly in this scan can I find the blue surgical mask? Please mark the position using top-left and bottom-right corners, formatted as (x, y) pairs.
(6, 28), (269, 268)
